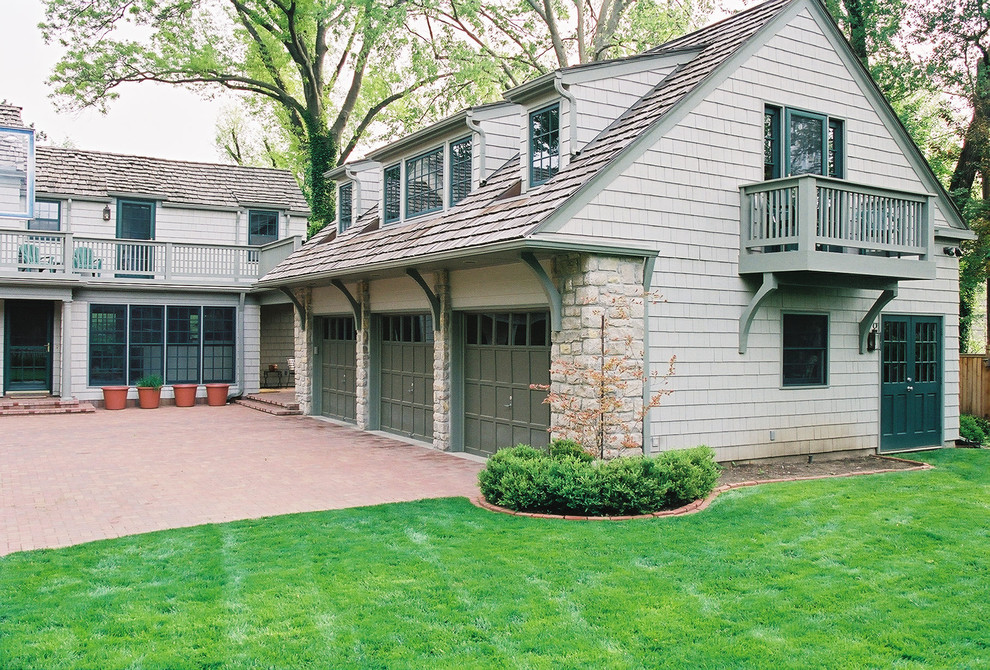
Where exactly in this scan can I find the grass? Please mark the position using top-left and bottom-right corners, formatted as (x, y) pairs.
(1, 449), (989, 669)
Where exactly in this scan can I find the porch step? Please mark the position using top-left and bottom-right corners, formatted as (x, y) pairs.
(0, 396), (96, 416)
(234, 393), (302, 416)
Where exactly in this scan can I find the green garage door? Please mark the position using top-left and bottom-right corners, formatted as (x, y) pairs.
(318, 316), (357, 422)
(463, 311), (551, 457)
(380, 314), (434, 441)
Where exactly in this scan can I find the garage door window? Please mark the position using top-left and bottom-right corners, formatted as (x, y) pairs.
(382, 314), (434, 343)
(466, 312), (548, 347)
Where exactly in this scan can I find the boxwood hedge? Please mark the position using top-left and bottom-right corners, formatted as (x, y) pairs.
(478, 443), (721, 516)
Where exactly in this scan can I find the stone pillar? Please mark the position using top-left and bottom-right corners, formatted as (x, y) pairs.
(432, 269), (452, 451)
(552, 254), (646, 458)
(292, 287), (313, 414)
(355, 280), (372, 430)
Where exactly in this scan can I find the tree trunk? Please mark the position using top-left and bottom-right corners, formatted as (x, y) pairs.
(307, 129), (337, 228)
(841, 0), (870, 68)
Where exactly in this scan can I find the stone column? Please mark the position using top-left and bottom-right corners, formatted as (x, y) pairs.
(355, 280), (372, 430)
(292, 287), (313, 414)
(432, 269), (452, 451)
(551, 254), (646, 458)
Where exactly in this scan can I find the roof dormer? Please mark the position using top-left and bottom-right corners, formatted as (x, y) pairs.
(326, 159), (380, 233)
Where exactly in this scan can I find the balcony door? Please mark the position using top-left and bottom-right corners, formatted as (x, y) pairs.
(117, 199), (155, 277)
(880, 315), (942, 452)
(3, 300), (53, 393)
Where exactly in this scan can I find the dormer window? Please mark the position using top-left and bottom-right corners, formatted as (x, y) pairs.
(339, 182), (353, 232)
(529, 104), (560, 187)
(449, 137), (472, 205)
(764, 105), (844, 180)
(384, 164), (401, 224)
(406, 147), (443, 218)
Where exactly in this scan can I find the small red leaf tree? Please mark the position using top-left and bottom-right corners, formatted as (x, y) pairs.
(533, 290), (675, 460)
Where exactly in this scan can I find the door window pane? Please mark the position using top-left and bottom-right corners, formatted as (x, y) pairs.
(167, 306), (201, 383)
(203, 307), (236, 383)
(787, 112), (824, 176)
(128, 306), (164, 383)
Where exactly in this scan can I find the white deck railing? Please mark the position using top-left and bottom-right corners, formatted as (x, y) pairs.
(0, 230), (302, 284)
(739, 175), (935, 277)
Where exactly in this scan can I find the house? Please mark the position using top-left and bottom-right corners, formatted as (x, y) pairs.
(0, 104), (309, 405)
(258, 0), (972, 461)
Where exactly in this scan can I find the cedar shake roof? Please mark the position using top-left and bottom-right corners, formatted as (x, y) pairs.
(35, 146), (309, 212)
(0, 104), (27, 129)
(261, 0), (793, 285)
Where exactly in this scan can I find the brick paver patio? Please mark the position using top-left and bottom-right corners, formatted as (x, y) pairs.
(0, 405), (484, 556)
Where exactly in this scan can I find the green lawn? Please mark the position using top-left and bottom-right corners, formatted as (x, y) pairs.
(1, 449), (989, 669)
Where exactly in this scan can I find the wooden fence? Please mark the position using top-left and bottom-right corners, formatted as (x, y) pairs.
(960, 354), (990, 417)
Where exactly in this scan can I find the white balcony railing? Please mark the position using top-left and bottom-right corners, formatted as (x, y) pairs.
(0, 229), (301, 284)
(739, 175), (936, 280)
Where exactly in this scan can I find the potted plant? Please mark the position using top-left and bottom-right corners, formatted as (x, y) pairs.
(135, 374), (165, 409)
(205, 382), (230, 406)
(172, 383), (199, 407)
(101, 385), (129, 410)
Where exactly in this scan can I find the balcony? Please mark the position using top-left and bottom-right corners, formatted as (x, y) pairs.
(0, 229), (301, 287)
(739, 175), (936, 282)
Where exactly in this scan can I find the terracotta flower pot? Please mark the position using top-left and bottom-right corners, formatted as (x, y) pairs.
(205, 383), (230, 406)
(101, 386), (129, 410)
(172, 383), (198, 407)
(137, 386), (162, 409)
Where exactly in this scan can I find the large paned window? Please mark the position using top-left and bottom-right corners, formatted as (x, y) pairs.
(203, 306), (236, 382)
(338, 183), (353, 232)
(782, 313), (828, 387)
(167, 307), (201, 383)
(764, 106), (844, 180)
(529, 104), (560, 186)
(383, 164), (401, 224)
(128, 306), (164, 382)
(29, 199), (60, 231)
(88, 305), (235, 385)
(249, 210), (279, 246)
(406, 148), (443, 218)
(449, 137), (472, 205)
(89, 305), (128, 385)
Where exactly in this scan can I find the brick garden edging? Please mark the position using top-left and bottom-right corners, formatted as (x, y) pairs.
(470, 455), (933, 521)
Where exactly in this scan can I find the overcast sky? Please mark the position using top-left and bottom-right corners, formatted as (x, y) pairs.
(0, 2), (227, 163)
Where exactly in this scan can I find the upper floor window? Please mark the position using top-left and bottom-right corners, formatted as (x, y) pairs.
(384, 164), (401, 224)
(764, 106), (844, 180)
(29, 199), (60, 231)
(449, 137), (472, 205)
(530, 104), (560, 187)
(249, 210), (278, 245)
(338, 183), (353, 232)
(406, 147), (443, 218)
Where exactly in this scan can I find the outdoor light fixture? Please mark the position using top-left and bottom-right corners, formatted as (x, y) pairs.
(102, 204), (111, 221)
(943, 246), (963, 257)
(867, 326), (878, 353)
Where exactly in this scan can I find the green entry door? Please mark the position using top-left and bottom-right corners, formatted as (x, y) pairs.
(4, 300), (54, 393)
(880, 315), (942, 452)
(379, 314), (434, 442)
(318, 316), (357, 423)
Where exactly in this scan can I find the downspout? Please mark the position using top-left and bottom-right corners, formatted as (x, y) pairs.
(642, 256), (657, 456)
(466, 111), (488, 186)
(554, 74), (579, 163)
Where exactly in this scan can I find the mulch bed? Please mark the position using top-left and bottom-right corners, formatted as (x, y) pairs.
(718, 454), (927, 486)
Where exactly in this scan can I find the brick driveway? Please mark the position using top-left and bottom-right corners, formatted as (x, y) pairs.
(0, 405), (484, 556)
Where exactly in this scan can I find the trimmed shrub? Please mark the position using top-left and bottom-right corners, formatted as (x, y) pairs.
(548, 438), (594, 462)
(960, 414), (987, 445)
(478, 445), (721, 516)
